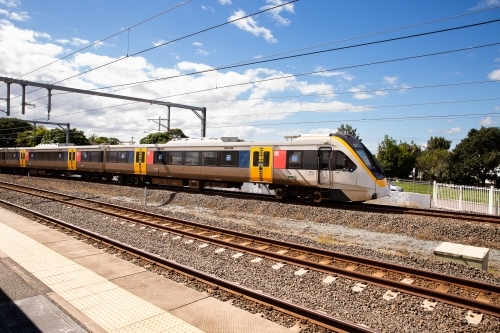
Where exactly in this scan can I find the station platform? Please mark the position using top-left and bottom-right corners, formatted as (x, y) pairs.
(0, 208), (292, 333)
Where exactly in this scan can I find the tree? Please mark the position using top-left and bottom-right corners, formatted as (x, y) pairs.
(89, 134), (121, 145)
(41, 128), (90, 145)
(417, 149), (450, 181)
(376, 135), (421, 178)
(426, 136), (451, 150)
(0, 118), (33, 147)
(16, 126), (50, 147)
(337, 124), (359, 139)
(448, 127), (500, 186)
(139, 128), (188, 144)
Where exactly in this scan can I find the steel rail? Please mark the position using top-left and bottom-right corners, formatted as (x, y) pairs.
(1, 182), (500, 317)
(0, 199), (378, 333)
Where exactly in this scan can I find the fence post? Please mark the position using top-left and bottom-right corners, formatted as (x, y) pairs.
(496, 199), (499, 216)
(433, 181), (437, 206)
(488, 186), (494, 215)
(458, 186), (463, 211)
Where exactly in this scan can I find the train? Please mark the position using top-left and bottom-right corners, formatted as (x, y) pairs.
(0, 133), (389, 203)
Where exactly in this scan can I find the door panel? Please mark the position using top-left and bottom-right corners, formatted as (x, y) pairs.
(134, 148), (147, 175)
(318, 148), (331, 186)
(19, 149), (26, 167)
(68, 148), (76, 170)
(249, 146), (273, 183)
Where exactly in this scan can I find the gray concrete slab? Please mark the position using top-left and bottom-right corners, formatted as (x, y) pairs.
(112, 271), (209, 311)
(48, 292), (106, 333)
(0, 295), (86, 333)
(171, 296), (292, 333)
(0, 208), (48, 232)
(24, 228), (72, 245)
(42, 238), (103, 259)
(72, 252), (146, 281)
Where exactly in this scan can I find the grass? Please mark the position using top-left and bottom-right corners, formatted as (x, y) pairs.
(488, 265), (500, 278)
(317, 235), (345, 245)
(389, 179), (431, 195)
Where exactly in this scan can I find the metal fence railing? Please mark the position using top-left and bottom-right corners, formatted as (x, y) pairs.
(433, 182), (500, 215)
(387, 178), (432, 195)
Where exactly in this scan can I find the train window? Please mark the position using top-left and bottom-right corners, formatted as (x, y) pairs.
(263, 152), (270, 167)
(107, 151), (118, 163)
(90, 151), (102, 162)
(118, 152), (127, 163)
(81, 152), (89, 162)
(320, 150), (330, 170)
(287, 151), (302, 169)
(201, 152), (216, 166)
(49, 152), (58, 161)
(252, 152), (259, 167)
(154, 152), (166, 165)
(303, 150), (317, 170)
(169, 151), (182, 165)
(127, 151), (134, 164)
(56, 153), (64, 161)
(0, 152), (5, 160)
(334, 152), (357, 172)
(185, 152), (199, 165)
(135, 152), (140, 163)
(42, 152), (50, 161)
(30, 152), (36, 160)
(220, 151), (237, 167)
(7, 152), (18, 160)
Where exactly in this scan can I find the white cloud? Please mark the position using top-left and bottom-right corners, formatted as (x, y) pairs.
(218, 0), (231, 5)
(260, 0), (294, 26)
(447, 71), (462, 77)
(201, 5), (214, 12)
(192, 41), (202, 47)
(152, 39), (165, 47)
(495, 106), (500, 110)
(375, 91), (388, 97)
(56, 39), (69, 44)
(495, 58), (500, 62)
(488, 69), (500, 80)
(170, 52), (180, 60)
(479, 117), (493, 125)
(426, 128), (435, 133)
(229, 9), (276, 43)
(470, 0), (500, 10)
(93, 40), (114, 49)
(0, 8), (29, 21)
(399, 84), (411, 93)
(349, 85), (373, 100)
(443, 127), (462, 134)
(196, 49), (209, 56)
(71, 37), (89, 46)
(0, 20), (367, 142)
(312, 67), (354, 80)
(0, 0), (21, 8)
(383, 76), (398, 85)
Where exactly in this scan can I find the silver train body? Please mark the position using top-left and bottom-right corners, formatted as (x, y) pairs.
(0, 133), (389, 202)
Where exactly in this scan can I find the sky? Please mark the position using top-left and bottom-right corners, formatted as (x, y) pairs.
(0, 0), (499, 152)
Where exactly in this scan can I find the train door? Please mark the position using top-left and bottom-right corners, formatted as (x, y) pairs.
(19, 149), (26, 167)
(134, 148), (147, 175)
(318, 148), (331, 186)
(68, 148), (76, 170)
(249, 146), (273, 183)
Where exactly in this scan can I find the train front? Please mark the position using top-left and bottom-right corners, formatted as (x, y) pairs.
(335, 134), (390, 201)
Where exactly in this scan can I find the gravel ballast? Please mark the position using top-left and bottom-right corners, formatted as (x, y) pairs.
(0, 174), (499, 332)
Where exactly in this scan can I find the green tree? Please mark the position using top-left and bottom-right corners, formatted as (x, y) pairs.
(139, 128), (188, 144)
(41, 128), (90, 145)
(89, 134), (121, 145)
(417, 149), (450, 181)
(426, 136), (451, 150)
(0, 118), (33, 147)
(448, 127), (500, 186)
(16, 126), (50, 147)
(376, 135), (421, 178)
(337, 124), (359, 139)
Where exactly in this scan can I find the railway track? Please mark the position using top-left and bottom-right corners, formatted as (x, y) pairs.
(1, 174), (498, 225)
(1, 181), (499, 321)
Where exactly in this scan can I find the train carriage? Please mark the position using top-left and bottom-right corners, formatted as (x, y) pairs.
(0, 133), (389, 203)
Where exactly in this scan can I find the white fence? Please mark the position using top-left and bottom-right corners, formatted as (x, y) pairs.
(433, 182), (500, 215)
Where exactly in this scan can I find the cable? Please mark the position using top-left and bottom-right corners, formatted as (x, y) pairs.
(0, 1), (192, 86)
(37, 41), (500, 118)
(12, 5), (499, 108)
(11, 0), (298, 100)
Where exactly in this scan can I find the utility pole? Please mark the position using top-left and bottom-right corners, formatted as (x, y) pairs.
(147, 116), (168, 132)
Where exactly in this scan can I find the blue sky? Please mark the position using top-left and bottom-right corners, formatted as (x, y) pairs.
(0, 0), (499, 152)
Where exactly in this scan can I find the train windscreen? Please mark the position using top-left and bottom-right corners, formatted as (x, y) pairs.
(355, 147), (385, 180)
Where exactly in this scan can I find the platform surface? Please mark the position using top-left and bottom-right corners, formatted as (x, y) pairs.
(0, 207), (292, 333)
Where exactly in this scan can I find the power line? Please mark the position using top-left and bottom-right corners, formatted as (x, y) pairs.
(0, 1), (192, 87)
(11, 0), (298, 100)
(58, 17), (500, 93)
(39, 41), (500, 119)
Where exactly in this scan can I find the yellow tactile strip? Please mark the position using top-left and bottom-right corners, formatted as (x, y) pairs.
(0, 221), (205, 333)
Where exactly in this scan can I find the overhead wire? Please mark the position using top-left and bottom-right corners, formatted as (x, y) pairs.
(11, 6), (500, 108)
(0, 0), (192, 87)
